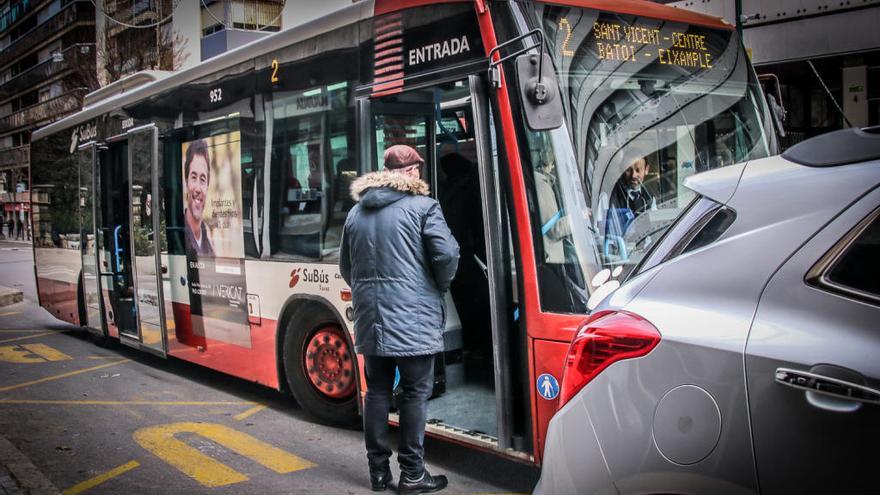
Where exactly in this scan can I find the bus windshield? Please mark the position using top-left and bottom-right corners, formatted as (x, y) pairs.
(527, 3), (775, 309)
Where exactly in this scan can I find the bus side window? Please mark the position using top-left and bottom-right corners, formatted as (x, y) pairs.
(267, 81), (356, 261)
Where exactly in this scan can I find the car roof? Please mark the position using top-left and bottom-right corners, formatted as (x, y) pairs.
(682, 136), (879, 253)
(686, 127), (880, 208)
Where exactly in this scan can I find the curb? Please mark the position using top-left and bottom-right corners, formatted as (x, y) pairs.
(0, 287), (22, 308)
(0, 436), (61, 495)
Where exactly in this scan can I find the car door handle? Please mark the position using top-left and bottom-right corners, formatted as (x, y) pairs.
(775, 368), (880, 405)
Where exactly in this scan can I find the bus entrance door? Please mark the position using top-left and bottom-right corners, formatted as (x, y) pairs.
(76, 142), (104, 335)
(96, 138), (139, 343)
(127, 126), (167, 356)
(358, 77), (520, 452)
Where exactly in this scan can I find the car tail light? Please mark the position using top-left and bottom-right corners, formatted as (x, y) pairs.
(558, 311), (661, 409)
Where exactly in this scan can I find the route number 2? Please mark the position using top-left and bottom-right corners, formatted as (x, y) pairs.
(271, 59), (280, 84)
(560, 18), (575, 57)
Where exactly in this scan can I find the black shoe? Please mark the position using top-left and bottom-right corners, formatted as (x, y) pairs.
(397, 471), (448, 494)
(370, 466), (393, 492)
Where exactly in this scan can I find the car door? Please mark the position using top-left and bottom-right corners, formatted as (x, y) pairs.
(745, 186), (880, 494)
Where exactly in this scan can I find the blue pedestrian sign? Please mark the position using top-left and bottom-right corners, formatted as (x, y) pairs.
(537, 373), (559, 400)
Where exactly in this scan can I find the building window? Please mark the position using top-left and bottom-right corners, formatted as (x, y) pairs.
(202, 23), (224, 36)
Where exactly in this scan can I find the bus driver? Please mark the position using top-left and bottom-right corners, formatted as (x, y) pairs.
(609, 155), (657, 218)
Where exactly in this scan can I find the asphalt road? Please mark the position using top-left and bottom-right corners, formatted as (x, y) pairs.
(0, 241), (35, 302)
(0, 241), (539, 494)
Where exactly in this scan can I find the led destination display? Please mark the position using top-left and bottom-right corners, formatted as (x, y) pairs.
(559, 17), (719, 69)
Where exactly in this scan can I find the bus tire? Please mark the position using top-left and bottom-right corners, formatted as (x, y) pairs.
(282, 307), (359, 428)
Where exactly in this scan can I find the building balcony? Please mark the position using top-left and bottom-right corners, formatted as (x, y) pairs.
(0, 44), (93, 101)
(0, 1), (94, 71)
(0, 191), (30, 203)
(0, 0), (40, 35)
(0, 89), (85, 134)
(105, 0), (172, 37)
(0, 145), (29, 170)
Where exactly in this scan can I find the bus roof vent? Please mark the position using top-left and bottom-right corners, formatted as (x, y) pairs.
(83, 70), (173, 109)
(782, 126), (880, 167)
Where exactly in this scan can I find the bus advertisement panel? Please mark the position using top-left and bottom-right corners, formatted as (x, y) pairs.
(181, 131), (251, 349)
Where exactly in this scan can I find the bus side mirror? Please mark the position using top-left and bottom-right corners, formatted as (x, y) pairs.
(516, 53), (564, 131)
(758, 73), (787, 140)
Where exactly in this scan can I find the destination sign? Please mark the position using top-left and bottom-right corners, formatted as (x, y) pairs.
(558, 17), (717, 70)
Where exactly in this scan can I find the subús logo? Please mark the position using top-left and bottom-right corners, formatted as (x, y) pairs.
(289, 268), (329, 288)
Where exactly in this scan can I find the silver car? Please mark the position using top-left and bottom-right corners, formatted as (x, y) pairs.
(536, 127), (880, 495)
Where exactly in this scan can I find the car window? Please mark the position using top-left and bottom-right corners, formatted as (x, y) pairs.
(682, 207), (737, 255)
(823, 213), (880, 302)
(636, 196), (733, 275)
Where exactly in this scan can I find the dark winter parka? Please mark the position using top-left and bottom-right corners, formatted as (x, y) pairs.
(339, 171), (460, 357)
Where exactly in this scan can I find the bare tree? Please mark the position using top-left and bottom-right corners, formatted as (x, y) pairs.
(45, 19), (189, 137)
(99, 23), (189, 84)
(63, 45), (101, 95)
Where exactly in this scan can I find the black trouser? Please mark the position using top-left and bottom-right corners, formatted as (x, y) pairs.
(363, 354), (434, 480)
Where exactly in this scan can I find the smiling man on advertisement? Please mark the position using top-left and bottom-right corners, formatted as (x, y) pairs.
(184, 139), (216, 256)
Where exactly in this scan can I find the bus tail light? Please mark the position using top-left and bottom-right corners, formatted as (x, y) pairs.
(558, 311), (661, 409)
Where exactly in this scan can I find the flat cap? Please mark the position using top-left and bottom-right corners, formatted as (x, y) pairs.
(383, 145), (425, 170)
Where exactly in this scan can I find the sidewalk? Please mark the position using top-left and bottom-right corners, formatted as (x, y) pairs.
(0, 436), (60, 495)
(0, 287), (22, 308)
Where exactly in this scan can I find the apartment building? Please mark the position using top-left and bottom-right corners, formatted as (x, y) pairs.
(0, 0), (356, 240)
(96, 0), (354, 83)
(0, 0), (96, 240)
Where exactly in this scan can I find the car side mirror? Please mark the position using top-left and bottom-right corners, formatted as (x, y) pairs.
(758, 73), (787, 139)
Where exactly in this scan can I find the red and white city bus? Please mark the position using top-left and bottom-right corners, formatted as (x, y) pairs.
(30, 0), (776, 463)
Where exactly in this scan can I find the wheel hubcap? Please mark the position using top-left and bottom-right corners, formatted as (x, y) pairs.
(304, 326), (355, 399)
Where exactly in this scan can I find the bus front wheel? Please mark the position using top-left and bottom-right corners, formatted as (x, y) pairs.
(283, 311), (359, 427)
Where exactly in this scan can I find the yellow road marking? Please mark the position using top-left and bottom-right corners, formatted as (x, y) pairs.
(87, 355), (120, 360)
(0, 332), (56, 344)
(133, 422), (315, 487)
(234, 404), (266, 421)
(21, 343), (72, 361)
(0, 343), (70, 363)
(0, 359), (130, 393)
(0, 399), (257, 406)
(0, 312), (20, 317)
(0, 329), (50, 333)
(63, 460), (140, 495)
(0, 345), (44, 363)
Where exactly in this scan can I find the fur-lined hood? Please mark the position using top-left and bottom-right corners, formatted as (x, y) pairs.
(350, 170), (430, 203)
